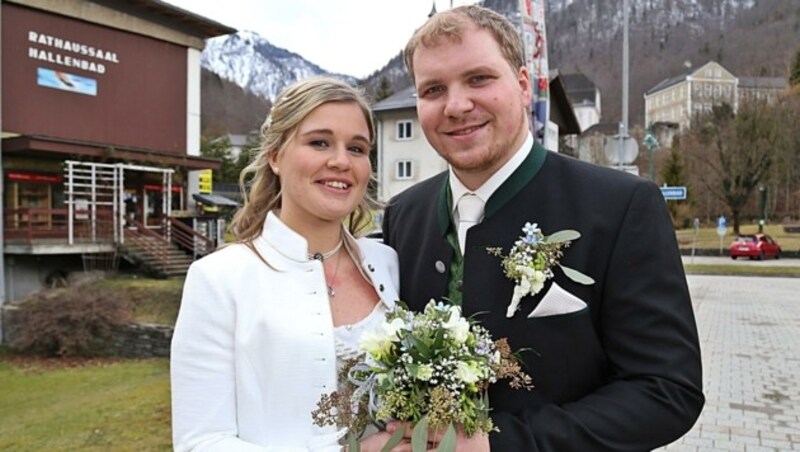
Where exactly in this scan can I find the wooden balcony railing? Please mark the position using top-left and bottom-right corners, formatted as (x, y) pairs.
(3, 208), (115, 244)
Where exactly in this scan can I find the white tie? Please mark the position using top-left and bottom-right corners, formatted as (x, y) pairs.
(457, 194), (484, 255)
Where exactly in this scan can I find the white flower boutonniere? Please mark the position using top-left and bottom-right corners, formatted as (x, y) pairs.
(488, 222), (595, 318)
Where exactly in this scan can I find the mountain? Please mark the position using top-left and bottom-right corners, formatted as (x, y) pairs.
(200, 68), (271, 135)
(200, 1), (799, 131)
(201, 30), (358, 102)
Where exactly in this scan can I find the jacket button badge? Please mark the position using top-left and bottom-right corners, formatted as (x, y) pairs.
(435, 261), (446, 274)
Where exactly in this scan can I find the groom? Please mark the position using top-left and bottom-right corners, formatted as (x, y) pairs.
(382, 5), (704, 451)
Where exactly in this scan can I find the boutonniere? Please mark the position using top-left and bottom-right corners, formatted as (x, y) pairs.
(487, 222), (595, 318)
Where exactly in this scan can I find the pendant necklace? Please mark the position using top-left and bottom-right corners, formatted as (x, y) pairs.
(326, 249), (343, 297)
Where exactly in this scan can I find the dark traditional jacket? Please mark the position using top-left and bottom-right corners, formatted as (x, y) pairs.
(383, 143), (704, 451)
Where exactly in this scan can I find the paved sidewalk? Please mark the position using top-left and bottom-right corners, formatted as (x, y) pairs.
(659, 275), (800, 451)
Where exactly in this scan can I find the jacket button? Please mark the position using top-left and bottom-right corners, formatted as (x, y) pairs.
(435, 261), (446, 273)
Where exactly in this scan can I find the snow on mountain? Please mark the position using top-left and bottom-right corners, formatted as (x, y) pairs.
(201, 30), (358, 102)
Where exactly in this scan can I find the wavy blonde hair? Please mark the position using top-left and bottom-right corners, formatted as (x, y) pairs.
(229, 77), (377, 243)
(404, 5), (525, 84)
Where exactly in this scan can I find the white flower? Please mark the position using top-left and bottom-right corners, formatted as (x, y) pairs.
(414, 363), (434, 381)
(443, 306), (470, 343)
(383, 317), (406, 340)
(358, 330), (387, 356)
(530, 269), (546, 294)
(455, 361), (481, 384)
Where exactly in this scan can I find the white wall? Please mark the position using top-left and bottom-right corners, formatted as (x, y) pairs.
(376, 110), (447, 202)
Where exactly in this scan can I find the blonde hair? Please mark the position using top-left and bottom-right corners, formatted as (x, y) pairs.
(229, 77), (377, 243)
(404, 5), (525, 84)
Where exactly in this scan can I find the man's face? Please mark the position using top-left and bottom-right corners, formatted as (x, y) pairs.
(412, 24), (532, 189)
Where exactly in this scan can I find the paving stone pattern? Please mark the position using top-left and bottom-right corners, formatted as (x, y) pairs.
(659, 275), (800, 451)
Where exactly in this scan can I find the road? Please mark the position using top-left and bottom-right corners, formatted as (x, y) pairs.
(659, 274), (800, 451)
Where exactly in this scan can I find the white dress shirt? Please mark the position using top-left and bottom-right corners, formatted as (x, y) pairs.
(171, 211), (399, 451)
(450, 133), (534, 243)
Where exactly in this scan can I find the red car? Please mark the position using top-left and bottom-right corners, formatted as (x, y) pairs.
(729, 233), (781, 260)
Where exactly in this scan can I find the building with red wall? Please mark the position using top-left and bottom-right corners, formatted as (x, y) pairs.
(1, 0), (234, 303)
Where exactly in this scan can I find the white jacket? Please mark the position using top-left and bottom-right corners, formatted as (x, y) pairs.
(171, 212), (399, 451)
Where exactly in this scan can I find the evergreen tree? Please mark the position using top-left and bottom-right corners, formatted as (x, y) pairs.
(375, 76), (393, 101)
(660, 139), (690, 228)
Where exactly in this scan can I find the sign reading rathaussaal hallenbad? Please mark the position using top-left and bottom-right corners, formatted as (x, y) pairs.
(27, 30), (120, 74)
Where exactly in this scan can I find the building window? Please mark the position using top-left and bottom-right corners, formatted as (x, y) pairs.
(396, 120), (413, 140)
(395, 160), (413, 180)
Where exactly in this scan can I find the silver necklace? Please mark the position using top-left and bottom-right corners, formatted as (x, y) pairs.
(308, 238), (344, 262)
(325, 250), (343, 297)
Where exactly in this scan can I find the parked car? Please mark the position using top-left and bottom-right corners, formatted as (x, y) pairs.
(729, 233), (781, 260)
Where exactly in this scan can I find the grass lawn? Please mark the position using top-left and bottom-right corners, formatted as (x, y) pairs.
(0, 355), (171, 451)
(683, 264), (800, 277)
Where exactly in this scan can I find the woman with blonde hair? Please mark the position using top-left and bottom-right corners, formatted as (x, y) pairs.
(171, 77), (401, 451)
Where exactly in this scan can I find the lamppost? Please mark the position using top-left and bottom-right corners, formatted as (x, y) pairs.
(758, 184), (767, 233)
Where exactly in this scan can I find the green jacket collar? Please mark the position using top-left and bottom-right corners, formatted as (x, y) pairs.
(437, 141), (548, 236)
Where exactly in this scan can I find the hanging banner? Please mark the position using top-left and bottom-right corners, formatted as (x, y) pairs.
(519, 0), (549, 143)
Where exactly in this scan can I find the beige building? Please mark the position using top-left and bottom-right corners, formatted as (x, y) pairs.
(644, 61), (787, 133)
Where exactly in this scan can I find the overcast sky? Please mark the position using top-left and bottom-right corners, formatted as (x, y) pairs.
(163, 0), (481, 78)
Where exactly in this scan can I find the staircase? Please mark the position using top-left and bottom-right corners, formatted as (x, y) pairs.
(118, 218), (214, 278)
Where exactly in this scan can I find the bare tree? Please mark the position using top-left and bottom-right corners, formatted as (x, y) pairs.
(683, 102), (782, 234)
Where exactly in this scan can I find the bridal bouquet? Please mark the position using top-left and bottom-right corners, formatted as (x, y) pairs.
(312, 300), (532, 452)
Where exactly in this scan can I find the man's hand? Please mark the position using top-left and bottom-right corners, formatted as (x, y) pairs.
(386, 422), (490, 452)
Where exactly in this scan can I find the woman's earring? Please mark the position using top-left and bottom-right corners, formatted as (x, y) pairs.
(271, 166), (280, 175)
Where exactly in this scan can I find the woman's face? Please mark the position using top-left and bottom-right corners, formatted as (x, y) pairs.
(270, 101), (372, 231)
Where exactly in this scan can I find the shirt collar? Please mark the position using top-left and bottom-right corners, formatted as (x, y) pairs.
(449, 132), (534, 214)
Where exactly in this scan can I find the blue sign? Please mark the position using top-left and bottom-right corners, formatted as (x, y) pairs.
(660, 186), (687, 200)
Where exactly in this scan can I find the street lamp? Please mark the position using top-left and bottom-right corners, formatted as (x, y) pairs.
(758, 184), (767, 233)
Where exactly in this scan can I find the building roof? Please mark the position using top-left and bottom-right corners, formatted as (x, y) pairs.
(645, 74), (687, 96)
(583, 122), (621, 135)
(372, 85), (417, 112)
(103, 0), (236, 38)
(549, 72), (581, 135)
(561, 73), (597, 105)
(738, 76), (788, 90)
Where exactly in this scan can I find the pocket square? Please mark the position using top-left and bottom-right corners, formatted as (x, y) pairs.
(528, 282), (587, 318)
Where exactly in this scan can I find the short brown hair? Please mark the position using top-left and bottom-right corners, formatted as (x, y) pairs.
(404, 5), (525, 83)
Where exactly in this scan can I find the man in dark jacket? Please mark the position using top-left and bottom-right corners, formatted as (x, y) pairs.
(382, 5), (704, 451)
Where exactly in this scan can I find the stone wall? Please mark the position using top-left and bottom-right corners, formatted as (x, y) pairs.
(113, 323), (173, 358)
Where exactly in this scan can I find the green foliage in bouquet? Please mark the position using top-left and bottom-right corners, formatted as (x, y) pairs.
(312, 300), (533, 452)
